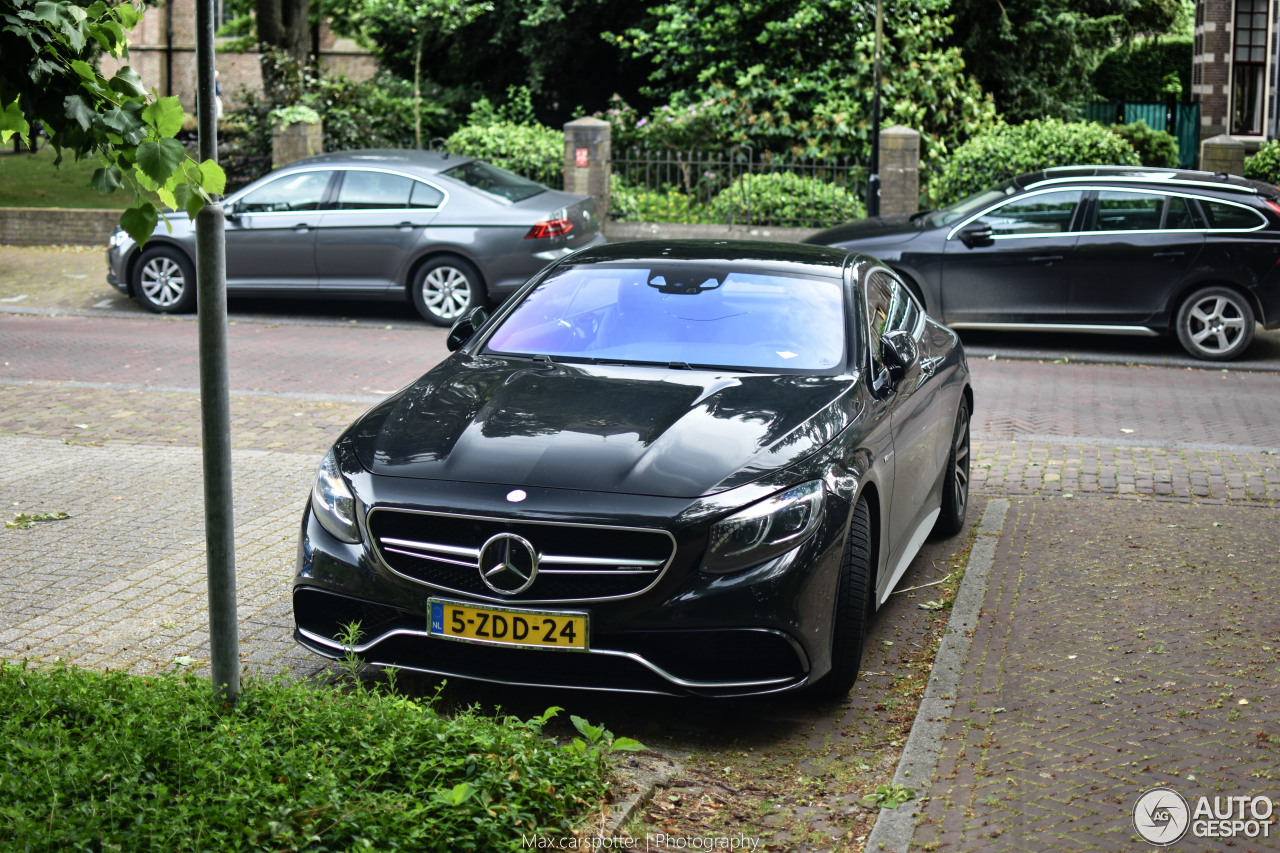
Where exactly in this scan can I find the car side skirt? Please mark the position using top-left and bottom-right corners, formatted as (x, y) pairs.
(949, 322), (1161, 336)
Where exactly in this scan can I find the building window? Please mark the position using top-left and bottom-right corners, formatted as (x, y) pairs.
(1195, 0), (1204, 27)
(1232, 0), (1269, 134)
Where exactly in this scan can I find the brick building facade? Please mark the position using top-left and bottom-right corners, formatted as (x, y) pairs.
(1192, 0), (1279, 150)
(100, 0), (376, 114)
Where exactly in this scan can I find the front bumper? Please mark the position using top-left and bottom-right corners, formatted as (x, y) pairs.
(293, 478), (850, 697)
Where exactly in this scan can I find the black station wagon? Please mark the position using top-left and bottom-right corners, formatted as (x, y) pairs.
(807, 166), (1280, 360)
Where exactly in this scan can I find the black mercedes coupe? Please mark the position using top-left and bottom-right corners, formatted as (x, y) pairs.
(292, 241), (972, 698)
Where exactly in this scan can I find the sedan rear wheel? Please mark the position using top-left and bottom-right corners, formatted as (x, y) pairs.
(810, 497), (873, 701)
(133, 246), (196, 314)
(932, 401), (970, 538)
(1175, 286), (1255, 361)
(412, 257), (483, 327)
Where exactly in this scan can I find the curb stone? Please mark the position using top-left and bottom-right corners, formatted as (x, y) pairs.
(865, 497), (1011, 852)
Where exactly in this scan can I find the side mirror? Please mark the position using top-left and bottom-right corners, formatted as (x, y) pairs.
(958, 224), (993, 248)
(880, 329), (918, 382)
(445, 306), (490, 351)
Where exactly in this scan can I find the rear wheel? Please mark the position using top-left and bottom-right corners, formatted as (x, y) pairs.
(933, 401), (970, 538)
(810, 497), (873, 701)
(1175, 286), (1255, 361)
(411, 257), (483, 327)
(133, 246), (196, 314)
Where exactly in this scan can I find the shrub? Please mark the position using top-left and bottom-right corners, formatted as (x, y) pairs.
(931, 119), (1140, 205)
(1093, 37), (1193, 102)
(446, 121), (564, 182)
(0, 662), (624, 852)
(1109, 120), (1179, 168)
(1244, 140), (1280, 185)
(610, 175), (714, 223)
(708, 172), (864, 227)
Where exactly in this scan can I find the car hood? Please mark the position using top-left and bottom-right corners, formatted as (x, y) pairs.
(351, 356), (860, 498)
(807, 213), (924, 248)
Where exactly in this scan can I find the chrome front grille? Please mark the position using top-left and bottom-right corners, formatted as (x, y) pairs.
(368, 508), (677, 603)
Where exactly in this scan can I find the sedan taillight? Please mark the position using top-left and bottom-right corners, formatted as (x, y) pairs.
(525, 217), (574, 239)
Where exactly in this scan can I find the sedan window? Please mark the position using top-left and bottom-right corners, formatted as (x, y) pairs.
(1200, 199), (1266, 230)
(974, 189), (1084, 236)
(486, 265), (845, 372)
(440, 160), (546, 202)
(336, 171), (414, 210)
(235, 170), (334, 213)
(410, 181), (445, 209)
(1091, 190), (1163, 231)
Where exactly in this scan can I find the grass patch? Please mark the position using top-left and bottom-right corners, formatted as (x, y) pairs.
(0, 661), (624, 851)
(0, 147), (133, 209)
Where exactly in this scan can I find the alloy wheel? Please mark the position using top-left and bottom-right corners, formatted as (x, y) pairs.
(1184, 294), (1247, 357)
(420, 266), (473, 321)
(140, 256), (187, 308)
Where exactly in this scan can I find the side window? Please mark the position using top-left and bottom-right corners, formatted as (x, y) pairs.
(335, 171), (414, 210)
(1091, 190), (1163, 231)
(410, 181), (445, 209)
(1200, 200), (1266, 230)
(864, 271), (916, 367)
(975, 189), (1084, 236)
(236, 170), (334, 213)
(1164, 196), (1195, 229)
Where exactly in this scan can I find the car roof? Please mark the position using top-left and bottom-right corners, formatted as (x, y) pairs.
(1014, 165), (1278, 198)
(281, 148), (474, 178)
(565, 240), (861, 277)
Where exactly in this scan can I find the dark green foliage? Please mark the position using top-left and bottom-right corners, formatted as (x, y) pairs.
(932, 119), (1140, 205)
(1093, 37), (1192, 101)
(0, 662), (615, 851)
(445, 89), (564, 184)
(1244, 140), (1280, 185)
(948, 0), (1185, 121)
(708, 172), (865, 227)
(1110, 120), (1179, 168)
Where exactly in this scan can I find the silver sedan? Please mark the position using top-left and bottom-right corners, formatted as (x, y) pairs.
(107, 149), (605, 325)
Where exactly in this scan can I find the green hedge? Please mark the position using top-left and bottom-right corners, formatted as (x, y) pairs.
(708, 172), (864, 227)
(1244, 140), (1280, 185)
(446, 121), (563, 182)
(931, 119), (1140, 205)
(1093, 37), (1193, 102)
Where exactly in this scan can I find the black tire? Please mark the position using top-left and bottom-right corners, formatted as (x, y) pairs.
(810, 497), (874, 701)
(411, 256), (484, 327)
(932, 400), (971, 538)
(133, 246), (196, 314)
(1175, 286), (1255, 361)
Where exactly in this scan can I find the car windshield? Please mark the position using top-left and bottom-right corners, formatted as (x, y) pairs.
(439, 160), (547, 202)
(485, 264), (847, 372)
(926, 181), (1019, 228)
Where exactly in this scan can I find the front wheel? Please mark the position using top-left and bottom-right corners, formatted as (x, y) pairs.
(133, 246), (196, 314)
(932, 400), (971, 538)
(411, 257), (484, 327)
(809, 497), (874, 701)
(1175, 286), (1255, 361)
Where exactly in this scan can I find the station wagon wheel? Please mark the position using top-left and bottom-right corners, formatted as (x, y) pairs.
(412, 257), (484, 327)
(1175, 286), (1255, 361)
(810, 497), (873, 701)
(133, 246), (196, 314)
(933, 401), (970, 538)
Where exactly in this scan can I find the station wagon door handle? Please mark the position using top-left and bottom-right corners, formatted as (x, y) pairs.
(398, 221), (414, 231)
(1153, 251), (1185, 260)
(1031, 255), (1063, 264)
(294, 223), (311, 232)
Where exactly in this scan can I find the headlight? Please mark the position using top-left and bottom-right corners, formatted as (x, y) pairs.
(108, 229), (133, 249)
(702, 481), (825, 574)
(312, 449), (360, 543)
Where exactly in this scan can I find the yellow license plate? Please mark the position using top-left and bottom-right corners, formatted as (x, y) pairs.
(428, 600), (588, 651)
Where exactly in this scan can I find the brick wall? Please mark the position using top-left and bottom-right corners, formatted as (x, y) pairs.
(0, 208), (121, 246)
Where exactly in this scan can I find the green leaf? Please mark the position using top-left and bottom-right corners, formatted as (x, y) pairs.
(156, 185), (176, 210)
(135, 138), (185, 185)
(70, 59), (97, 82)
(120, 202), (158, 247)
(174, 183), (206, 220)
(142, 96), (185, 138)
(108, 66), (148, 99)
(611, 737), (646, 752)
(198, 159), (226, 195)
(0, 98), (30, 145)
(98, 106), (133, 135)
(63, 94), (94, 130)
(90, 166), (121, 193)
(115, 1), (139, 29)
(32, 1), (60, 24)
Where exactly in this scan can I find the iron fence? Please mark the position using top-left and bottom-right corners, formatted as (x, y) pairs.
(610, 147), (866, 227)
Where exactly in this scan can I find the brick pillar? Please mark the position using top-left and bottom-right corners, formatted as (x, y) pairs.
(1199, 134), (1246, 176)
(272, 119), (323, 169)
(564, 117), (610, 220)
(878, 125), (920, 216)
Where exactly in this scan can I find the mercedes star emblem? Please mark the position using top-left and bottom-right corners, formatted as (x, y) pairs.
(477, 533), (538, 594)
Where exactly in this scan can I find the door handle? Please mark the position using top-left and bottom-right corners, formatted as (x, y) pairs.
(398, 221), (414, 231)
(1153, 251), (1185, 260)
(294, 223), (311, 232)
(1031, 255), (1063, 264)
